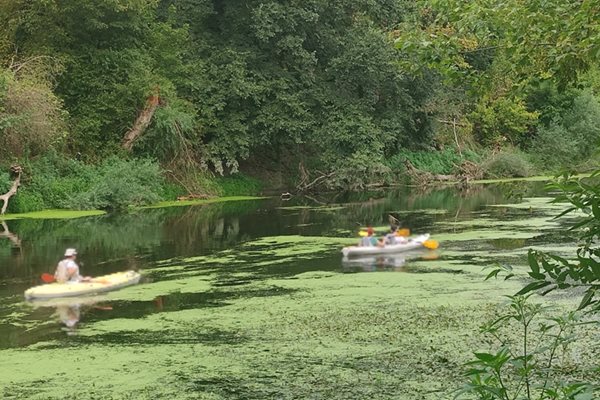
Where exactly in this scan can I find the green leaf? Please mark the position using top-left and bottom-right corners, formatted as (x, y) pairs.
(528, 250), (540, 274)
(485, 269), (502, 280)
(574, 391), (594, 400)
(577, 288), (595, 310)
(592, 201), (600, 218)
(528, 272), (546, 280)
(473, 352), (496, 362)
(516, 281), (551, 295)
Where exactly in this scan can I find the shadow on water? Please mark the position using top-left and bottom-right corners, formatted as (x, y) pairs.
(0, 181), (558, 349)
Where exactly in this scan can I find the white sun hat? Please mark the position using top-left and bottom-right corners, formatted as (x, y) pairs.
(64, 248), (78, 257)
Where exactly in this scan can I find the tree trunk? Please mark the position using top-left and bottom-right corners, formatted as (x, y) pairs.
(122, 91), (160, 151)
(0, 166), (22, 215)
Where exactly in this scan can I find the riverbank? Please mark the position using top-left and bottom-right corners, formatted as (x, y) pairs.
(0, 196), (267, 221)
(1, 171), (587, 222)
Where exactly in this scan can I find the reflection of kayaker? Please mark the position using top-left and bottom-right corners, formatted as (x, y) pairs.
(342, 250), (440, 272)
(55, 304), (81, 329)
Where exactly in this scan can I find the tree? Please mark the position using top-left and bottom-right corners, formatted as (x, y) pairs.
(394, 0), (600, 152)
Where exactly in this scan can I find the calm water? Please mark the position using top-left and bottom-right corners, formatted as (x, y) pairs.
(0, 182), (550, 349)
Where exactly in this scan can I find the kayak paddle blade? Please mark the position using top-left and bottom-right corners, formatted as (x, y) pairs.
(358, 231), (368, 237)
(423, 239), (439, 250)
(396, 228), (411, 237)
(41, 273), (55, 283)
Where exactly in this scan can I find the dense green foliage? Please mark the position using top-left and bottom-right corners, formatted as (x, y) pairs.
(0, 0), (431, 183)
(4, 155), (165, 212)
(214, 174), (262, 197)
(395, 0), (600, 177)
(1, 0), (600, 198)
(387, 148), (481, 175)
(480, 149), (533, 179)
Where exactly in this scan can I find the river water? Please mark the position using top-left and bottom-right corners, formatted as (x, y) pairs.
(0, 182), (594, 399)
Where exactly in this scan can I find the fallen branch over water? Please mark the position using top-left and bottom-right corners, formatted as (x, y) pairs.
(404, 159), (482, 187)
(0, 166), (22, 215)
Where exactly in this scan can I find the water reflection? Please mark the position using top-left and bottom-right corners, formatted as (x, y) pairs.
(27, 296), (111, 335)
(341, 250), (440, 272)
(56, 304), (81, 332)
(0, 221), (21, 249)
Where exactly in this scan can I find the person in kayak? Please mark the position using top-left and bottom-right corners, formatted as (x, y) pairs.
(54, 248), (90, 283)
(359, 227), (378, 246)
(383, 225), (398, 246)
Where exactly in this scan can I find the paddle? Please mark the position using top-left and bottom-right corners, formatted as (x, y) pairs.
(40, 273), (109, 284)
(423, 239), (439, 250)
(396, 228), (410, 237)
(359, 228), (411, 237)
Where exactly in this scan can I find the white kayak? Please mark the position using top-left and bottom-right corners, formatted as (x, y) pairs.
(24, 271), (141, 300)
(342, 234), (431, 257)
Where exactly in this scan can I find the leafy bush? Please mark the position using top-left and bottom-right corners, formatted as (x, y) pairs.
(161, 182), (188, 201)
(324, 152), (392, 190)
(215, 174), (262, 196)
(387, 148), (482, 175)
(530, 90), (600, 171)
(562, 91), (600, 159)
(7, 189), (45, 213)
(481, 149), (534, 178)
(471, 96), (538, 147)
(529, 124), (579, 170)
(67, 157), (164, 211)
(2, 155), (166, 213)
(462, 172), (600, 399)
(0, 172), (10, 193)
(0, 68), (67, 159)
(459, 295), (595, 399)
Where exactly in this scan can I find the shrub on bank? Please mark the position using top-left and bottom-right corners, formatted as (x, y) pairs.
(66, 157), (164, 211)
(529, 124), (578, 170)
(387, 148), (482, 175)
(529, 91), (600, 172)
(480, 149), (534, 178)
(4, 155), (166, 213)
(215, 174), (262, 196)
(1, 155), (264, 214)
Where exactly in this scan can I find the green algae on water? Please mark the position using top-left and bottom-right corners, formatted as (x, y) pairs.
(0, 209), (106, 221)
(142, 196), (267, 209)
(2, 186), (599, 400)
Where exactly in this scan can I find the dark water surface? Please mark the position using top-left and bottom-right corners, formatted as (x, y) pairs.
(0, 182), (552, 350)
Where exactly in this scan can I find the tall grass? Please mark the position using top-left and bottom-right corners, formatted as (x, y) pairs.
(387, 148), (482, 175)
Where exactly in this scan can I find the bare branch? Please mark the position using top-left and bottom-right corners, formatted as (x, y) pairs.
(0, 166), (22, 215)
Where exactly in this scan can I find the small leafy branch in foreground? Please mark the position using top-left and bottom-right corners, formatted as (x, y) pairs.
(458, 171), (600, 399)
(457, 295), (595, 400)
(515, 171), (600, 312)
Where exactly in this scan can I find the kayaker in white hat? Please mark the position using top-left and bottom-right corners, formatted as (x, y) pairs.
(54, 248), (89, 283)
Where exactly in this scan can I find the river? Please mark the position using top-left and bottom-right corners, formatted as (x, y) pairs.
(0, 182), (596, 399)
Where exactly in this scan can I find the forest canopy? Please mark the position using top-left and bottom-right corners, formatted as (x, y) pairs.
(1, 0), (600, 204)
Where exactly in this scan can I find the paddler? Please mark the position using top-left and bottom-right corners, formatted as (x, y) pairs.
(54, 248), (90, 283)
(384, 226), (400, 245)
(359, 227), (378, 247)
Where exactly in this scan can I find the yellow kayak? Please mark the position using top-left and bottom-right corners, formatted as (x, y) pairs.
(24, 271), (141, 300)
